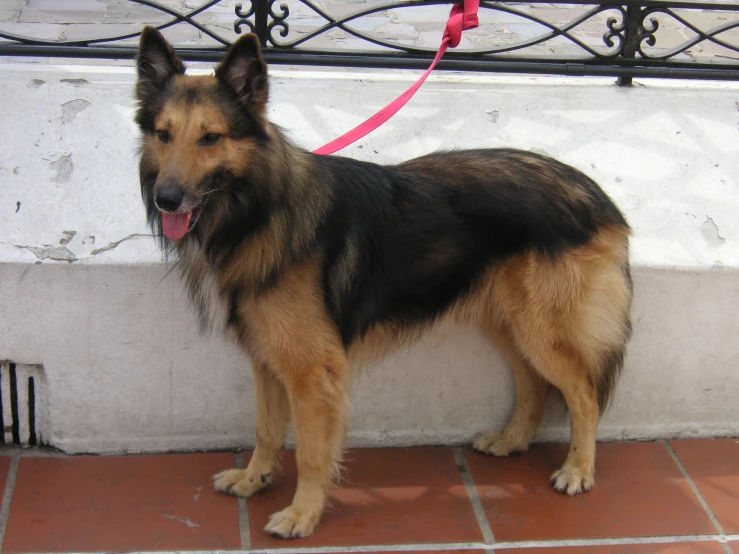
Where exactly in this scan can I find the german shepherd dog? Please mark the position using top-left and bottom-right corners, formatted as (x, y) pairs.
(135, 27), (633, 538)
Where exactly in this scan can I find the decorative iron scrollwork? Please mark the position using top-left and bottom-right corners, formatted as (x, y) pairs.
(262, 1), (629, 58)
(636, 6), (739, 60)
(640, 15), (659, 50)
(234, 1), (257, 35)
(604, 14), (626, 51)
(267, 1), (290, 43)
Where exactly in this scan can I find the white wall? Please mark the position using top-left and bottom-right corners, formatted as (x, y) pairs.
(0, 62), (737, 454)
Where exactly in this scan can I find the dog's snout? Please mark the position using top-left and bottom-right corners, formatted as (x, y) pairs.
(155, 182), (184, 212)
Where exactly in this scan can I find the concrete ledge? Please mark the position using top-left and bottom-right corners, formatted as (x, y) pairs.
(1, 62), (737, 454)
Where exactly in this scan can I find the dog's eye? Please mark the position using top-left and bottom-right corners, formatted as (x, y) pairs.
(157, 130), (170, 144)
(200, 133), (221, 146)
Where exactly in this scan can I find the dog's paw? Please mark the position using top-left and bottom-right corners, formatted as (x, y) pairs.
(550, 464), (594, 495)
(265, 505), (321, 539)
(473, 431), (528, 457)
(213, 468), (272, 498)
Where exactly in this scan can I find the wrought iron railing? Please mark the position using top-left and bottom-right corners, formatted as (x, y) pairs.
(0, 0), (738, 85)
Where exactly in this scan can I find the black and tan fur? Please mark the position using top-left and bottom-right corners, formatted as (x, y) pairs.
(135, 27), (633, 539)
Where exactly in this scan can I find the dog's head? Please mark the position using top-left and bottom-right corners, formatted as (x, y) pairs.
(135, 26), (270, 243)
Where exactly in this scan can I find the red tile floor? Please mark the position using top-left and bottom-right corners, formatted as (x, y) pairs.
(0, 439), (736, 553)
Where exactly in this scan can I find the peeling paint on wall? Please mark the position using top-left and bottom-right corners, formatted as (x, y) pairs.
(20, 245), (76, 263)
(60, 78), (89, 86)
(90, 234), (150, 256)
(528, 147), (551, 158)
(700, 217), (726, 247)
(59, 230), (77, 246)
(61, 100), (91, 124)
(49, 154), (73, 183)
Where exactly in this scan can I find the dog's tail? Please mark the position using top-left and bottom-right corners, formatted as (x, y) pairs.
(593, 255), (633, 414)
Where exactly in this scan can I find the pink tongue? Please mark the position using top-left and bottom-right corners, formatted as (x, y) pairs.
(162, 212), (191, 240)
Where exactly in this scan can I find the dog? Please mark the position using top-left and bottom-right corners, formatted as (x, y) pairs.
(134, 26), (633, 539)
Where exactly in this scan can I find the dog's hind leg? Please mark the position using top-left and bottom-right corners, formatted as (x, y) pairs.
(504, 229), (631, 495)
(214, 361), (290, 497)
(474, 323), (550, 456)
(522, 342), (600, 495)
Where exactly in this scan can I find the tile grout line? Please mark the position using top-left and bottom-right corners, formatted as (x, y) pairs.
(137, 534), (731, 554)
(235, 452), (252, 550)
(0, 455), (20, 550)
(663, 440), (730, 552)
(452, 447), (495, 545)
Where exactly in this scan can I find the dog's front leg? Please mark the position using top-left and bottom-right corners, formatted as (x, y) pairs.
(265, 354), (350, 539)
(214, 361), (290, 497)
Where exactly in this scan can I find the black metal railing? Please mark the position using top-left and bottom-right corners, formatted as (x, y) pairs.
(0, 0), (738, 85)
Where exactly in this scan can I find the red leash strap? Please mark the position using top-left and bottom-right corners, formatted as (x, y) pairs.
(312, 0), (479, 156)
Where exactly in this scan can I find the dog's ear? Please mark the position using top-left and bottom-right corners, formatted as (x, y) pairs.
(215, 34), (269, 111)
(136, 26), (185, 101)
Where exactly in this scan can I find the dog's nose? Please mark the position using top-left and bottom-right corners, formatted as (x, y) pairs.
(155, 183), (184, 212)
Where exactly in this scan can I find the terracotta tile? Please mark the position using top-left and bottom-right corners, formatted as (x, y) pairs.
(498, 543), (727, 553)
(3, 453), (240, 553)
(465, 441), (715, 541)
(0, 456), (10, 500)
(670, 438), (739, 534)
(247, 447), (482, 548)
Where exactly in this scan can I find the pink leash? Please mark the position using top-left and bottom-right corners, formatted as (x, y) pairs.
(312, 0), (480, 156)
